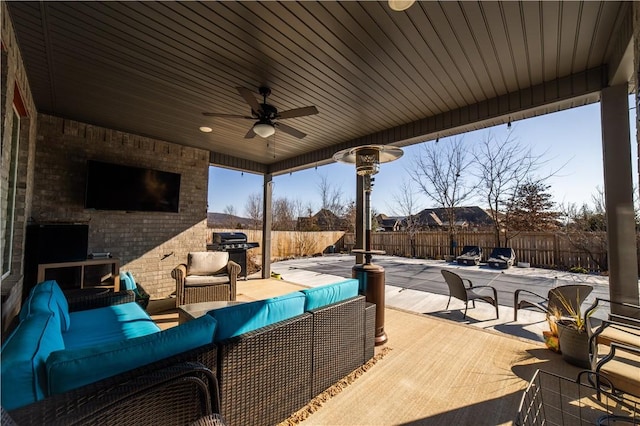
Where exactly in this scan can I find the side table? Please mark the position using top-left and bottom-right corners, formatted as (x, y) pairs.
(177, 300), (245, 324)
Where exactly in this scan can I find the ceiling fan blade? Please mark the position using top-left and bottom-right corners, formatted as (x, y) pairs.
(244, 127), (257, 139)
(277, 123), (307, 139)
(277, 106), (319, 119)
(202, 112), (253, 119)
(236, 87), (262, 114)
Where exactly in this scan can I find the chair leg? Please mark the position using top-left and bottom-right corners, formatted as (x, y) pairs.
(446, 296), (451, 310)
(463, 303), (468, 319)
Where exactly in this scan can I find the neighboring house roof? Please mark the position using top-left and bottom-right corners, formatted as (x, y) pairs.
(425, 206), (494, 227)
(297, 209), (351, 231)
(377, 207), (494, 230)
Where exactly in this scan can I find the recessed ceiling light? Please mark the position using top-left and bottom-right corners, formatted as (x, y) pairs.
(199, 126), (213, 133)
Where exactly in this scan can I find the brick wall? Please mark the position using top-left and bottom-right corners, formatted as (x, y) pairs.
(31, 115), (210, 298)
(1, 2), (38, 335)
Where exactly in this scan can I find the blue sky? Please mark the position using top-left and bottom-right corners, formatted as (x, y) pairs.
(208, 96), (637, 217)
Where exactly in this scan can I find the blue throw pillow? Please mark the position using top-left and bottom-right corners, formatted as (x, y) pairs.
(119, 272), (136, 291)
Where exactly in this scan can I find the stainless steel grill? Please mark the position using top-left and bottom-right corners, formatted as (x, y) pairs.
(207, 232), (259, 279)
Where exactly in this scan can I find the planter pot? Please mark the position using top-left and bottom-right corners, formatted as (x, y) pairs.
(557, 320), (590, 368)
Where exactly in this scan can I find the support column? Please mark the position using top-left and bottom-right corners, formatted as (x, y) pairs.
(261, 173), (273, 279)
(355, 174), (365, 264)
(601, 84), (639, 307)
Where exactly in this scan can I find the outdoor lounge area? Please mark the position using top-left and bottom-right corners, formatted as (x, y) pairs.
(2, 1), (640, 425)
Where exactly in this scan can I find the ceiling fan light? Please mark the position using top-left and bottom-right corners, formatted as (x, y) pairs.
(388, 0), (415, 11)
(253, 121), (275, 138)
(199, 126), (213, 133)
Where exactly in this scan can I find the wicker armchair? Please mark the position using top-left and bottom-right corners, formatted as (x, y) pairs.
(172, 252), (240, 305)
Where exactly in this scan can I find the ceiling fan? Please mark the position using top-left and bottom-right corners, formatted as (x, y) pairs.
(202, 87), (319, 139)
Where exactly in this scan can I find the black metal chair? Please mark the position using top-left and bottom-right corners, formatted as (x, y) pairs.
(441, 270), (499, 319)
(513, 284), (593, 321)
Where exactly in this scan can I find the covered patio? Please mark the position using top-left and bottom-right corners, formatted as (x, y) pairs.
(1, 1), (639, 423)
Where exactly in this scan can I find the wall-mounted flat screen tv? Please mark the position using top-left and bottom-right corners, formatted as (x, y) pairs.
(85, 160), (180, 212)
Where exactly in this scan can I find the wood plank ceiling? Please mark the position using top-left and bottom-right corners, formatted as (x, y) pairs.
(6, 1), (631, 175)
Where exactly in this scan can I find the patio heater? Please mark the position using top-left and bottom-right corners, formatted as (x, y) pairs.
(333, 145), (403, 345)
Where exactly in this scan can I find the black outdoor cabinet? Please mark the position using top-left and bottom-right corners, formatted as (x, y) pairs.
(24, 223), (89, 297)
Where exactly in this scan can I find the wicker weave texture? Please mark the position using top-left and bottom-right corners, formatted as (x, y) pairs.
(310, 296), (366, 396)
(61, 364), (220, 426)
(184, 285), (231, 304)
(218, 314), (314, 426)
(67, 290), (135, 312)
(365, 302), (376, 361)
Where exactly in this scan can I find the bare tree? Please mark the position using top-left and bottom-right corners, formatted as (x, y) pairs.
(244, 193), (262, 230)
(474, 133), (557, 247)
(317, 174), (346, 230)
(223, 204), (237, 229)
(343, 200), (357, 233)
(272, 197), (308, 231)
(560, 186), (639, 272)
(410, 138), (476, 255)
(391, 180), (422, 257)
(560, 201), (608, 271)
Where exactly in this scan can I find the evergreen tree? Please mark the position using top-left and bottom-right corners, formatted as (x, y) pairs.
(507, 181), (559, 231)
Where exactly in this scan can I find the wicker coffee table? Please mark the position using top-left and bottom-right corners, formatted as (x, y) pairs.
(177, 300), (245, 324)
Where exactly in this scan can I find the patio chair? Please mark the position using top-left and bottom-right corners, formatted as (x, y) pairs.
(456, 245), (482, 266)
(487, 247), (515, 269)
(172, 252), (240, 305)
(441, 270), (499, 319)
(513, 284), (593, 321)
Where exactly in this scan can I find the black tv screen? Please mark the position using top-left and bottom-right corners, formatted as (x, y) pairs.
(85, 160), (180, 212)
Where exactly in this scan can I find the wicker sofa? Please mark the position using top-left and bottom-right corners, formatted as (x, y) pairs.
(4, 279), (375, 426)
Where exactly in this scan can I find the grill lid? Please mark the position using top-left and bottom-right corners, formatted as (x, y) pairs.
(213, 232), (248, 243)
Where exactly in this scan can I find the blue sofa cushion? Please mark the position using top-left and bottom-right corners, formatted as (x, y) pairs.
(1, 313), (65, 410)
(209, 291), (306, 341)
(47, 315), (217, 395)
(63, 302), (160, 350)
(302, 279), (359, 311)
(20, 281), (70, 331)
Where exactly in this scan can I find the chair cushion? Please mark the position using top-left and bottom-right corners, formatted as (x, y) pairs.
(1, 313), (65, 410)
(185, 275), (230, 287)
(208, 291), (305, 341)
(302, 279), (359, 311)
(64, 302), (160, 350)
(47, 315), (217, 396)
(188, 252), (229, 276)
(20, 280), (70, 331)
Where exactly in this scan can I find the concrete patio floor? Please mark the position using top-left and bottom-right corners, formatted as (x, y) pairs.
(268, 254), (614, 344)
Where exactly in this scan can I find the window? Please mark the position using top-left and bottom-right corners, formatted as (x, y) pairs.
(2, 108), (19, 279)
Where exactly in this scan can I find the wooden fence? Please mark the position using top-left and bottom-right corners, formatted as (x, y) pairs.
(345, 231), (613, 272)
(210, 229), (637, 273)
(209, 229), (345, 260)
